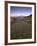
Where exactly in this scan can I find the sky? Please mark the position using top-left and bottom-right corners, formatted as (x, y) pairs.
(10, 6), (32, 17)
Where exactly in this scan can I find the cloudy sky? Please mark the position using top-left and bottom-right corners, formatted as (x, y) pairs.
(10, 6), (32, 17)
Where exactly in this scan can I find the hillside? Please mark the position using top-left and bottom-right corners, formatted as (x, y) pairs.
(10, 14), (32, 39)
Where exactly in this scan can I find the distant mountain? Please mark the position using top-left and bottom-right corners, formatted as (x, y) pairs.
(15, 14), (32, 22)
(10, 14), (32, 23)
(11, 14), (32, 17)
(15, 16), (24, 21)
